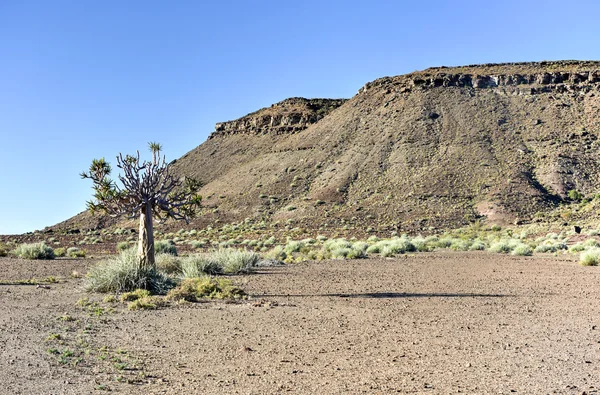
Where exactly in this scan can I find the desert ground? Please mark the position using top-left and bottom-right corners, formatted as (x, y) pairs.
(1, 252), (600, 394)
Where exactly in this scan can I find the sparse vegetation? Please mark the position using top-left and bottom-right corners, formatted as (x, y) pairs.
(12, 242), (55, 260)
(165, 277), (245, 302)
(155, 240), (177, 256)
(85, 248), (173, 293)
(67, 247), (86, 258)
(580, 248), (600, 266)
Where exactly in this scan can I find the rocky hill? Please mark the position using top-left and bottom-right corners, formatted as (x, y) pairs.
(51, 61), (600, 235)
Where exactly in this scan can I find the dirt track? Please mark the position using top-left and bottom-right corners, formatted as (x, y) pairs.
(1, 252), (600, 394)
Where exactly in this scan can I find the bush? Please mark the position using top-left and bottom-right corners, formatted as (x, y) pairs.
(54, 247), (66, 257)
(156, 253), (182, 275)
(212, 248), (259, 274)
(180, 255), (223, 277)
(330, 247), (351, 259)
(191, 240), (206, 249)
(12, 242), (55, 260)
(468, 241), (486, 251)
(155, 240), (177, 256)
(584, 239), (600, 248)
(568, 189), (584, 201)
(67, 247), (86, 258)
(165, 277), (245, 302)
(488, 240), (512, 254)
(569, 243), (587, 253)
(263, 245), (287, 260)
(120, 289), (151, 302)
(85, 249), (174, 293)
(127, 296), (163, 310)
(511, 244), (533, 256)
(450, 239), (470, 251)
(580, 248), (600, 266)
(116, 241), (131, 252)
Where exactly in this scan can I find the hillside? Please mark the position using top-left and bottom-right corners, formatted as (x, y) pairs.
(51, 61), (600, 235)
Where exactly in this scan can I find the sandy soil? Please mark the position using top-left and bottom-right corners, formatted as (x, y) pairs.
(1, 252), (600, 394)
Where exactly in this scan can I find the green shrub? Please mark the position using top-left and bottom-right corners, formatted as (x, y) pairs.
(85, 249), (173, 293)
(330, 247), (351, 259)
(568, 189), (584, 201)
(435, 237), (453, 249)
(488, 240), (512, 254)
(212, 248), (259, 274)
(120, 289), (151, 302)
(180, 255), (223, 277)
(511, 244), (533, 256)
(116, 241), (131, 252)
(156, 253), (182, 275)
(155, 240), (177, 256)
(366, 244), (382, 254)
(191, 240), (206, 249)
(54, 247), (67, 257)
(263, 245), (287, 260)
(284, 240), (305, 254)
(468, 241), (486, 251)
(165, 277), (245, 302)
(67, 247), (86, 258)
(127, 296), (163, 310)
(12, 242), (55, 260)
(533, 244), (553, 253)
(450, 239), (470, 251)
(580, 248), (600, 266)
(569, 243), (587, 253)
(0, 243), (8, 257)
(584, 239), (600, 248)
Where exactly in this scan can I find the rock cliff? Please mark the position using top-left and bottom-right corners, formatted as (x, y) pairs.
(210, 97), (347, 138)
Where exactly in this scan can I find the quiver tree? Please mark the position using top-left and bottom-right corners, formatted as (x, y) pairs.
(81, 142), (201, 270)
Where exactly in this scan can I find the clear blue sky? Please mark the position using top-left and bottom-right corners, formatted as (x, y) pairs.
(1, 0), (599, 234)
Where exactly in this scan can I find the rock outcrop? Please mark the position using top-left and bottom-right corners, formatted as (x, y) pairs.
(361, 61), (600, 95)
(210, 97), (347, 138)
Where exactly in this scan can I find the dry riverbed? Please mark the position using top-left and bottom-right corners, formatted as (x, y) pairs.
(1, 252), (599, 394)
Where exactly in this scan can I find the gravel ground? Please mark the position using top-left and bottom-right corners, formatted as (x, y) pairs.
(1, 252), (599, 394)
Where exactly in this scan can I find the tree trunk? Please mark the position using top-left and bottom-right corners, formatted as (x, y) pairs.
(137, 203), (155, 270)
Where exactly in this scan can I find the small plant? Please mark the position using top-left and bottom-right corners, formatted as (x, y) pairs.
(488, 240), (513, 254)
(580, 248), (600, 266)
(128, 296), (163, 310)
(212, 248), (260, 274)
(511, 244), (533, 256)
(120, 289), (151, 303)
(567, 189), (584, 201)
(85, 248), (174, 293)
(116, 241), (131, 252)
(155, 240), (177, 256)
(67, 247), (86, 258)
(165, 277), (245, 302)
(155, 253), (182, 275)
(54, 247), (66, 257)
(0, 242), (8, 257)
(103, 295), (118, 303)
(12, 242), (55, 260)
(181, 255), (223, 277)
(263, 245), (287, 261)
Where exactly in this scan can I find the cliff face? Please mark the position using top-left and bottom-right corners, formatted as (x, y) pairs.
(210, 98), (347, 138)
(363, 61), (600, 93)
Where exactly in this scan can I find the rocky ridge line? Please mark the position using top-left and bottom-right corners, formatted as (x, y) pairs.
(209, 97), (347, 139)
(361, 61), (600, 95)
